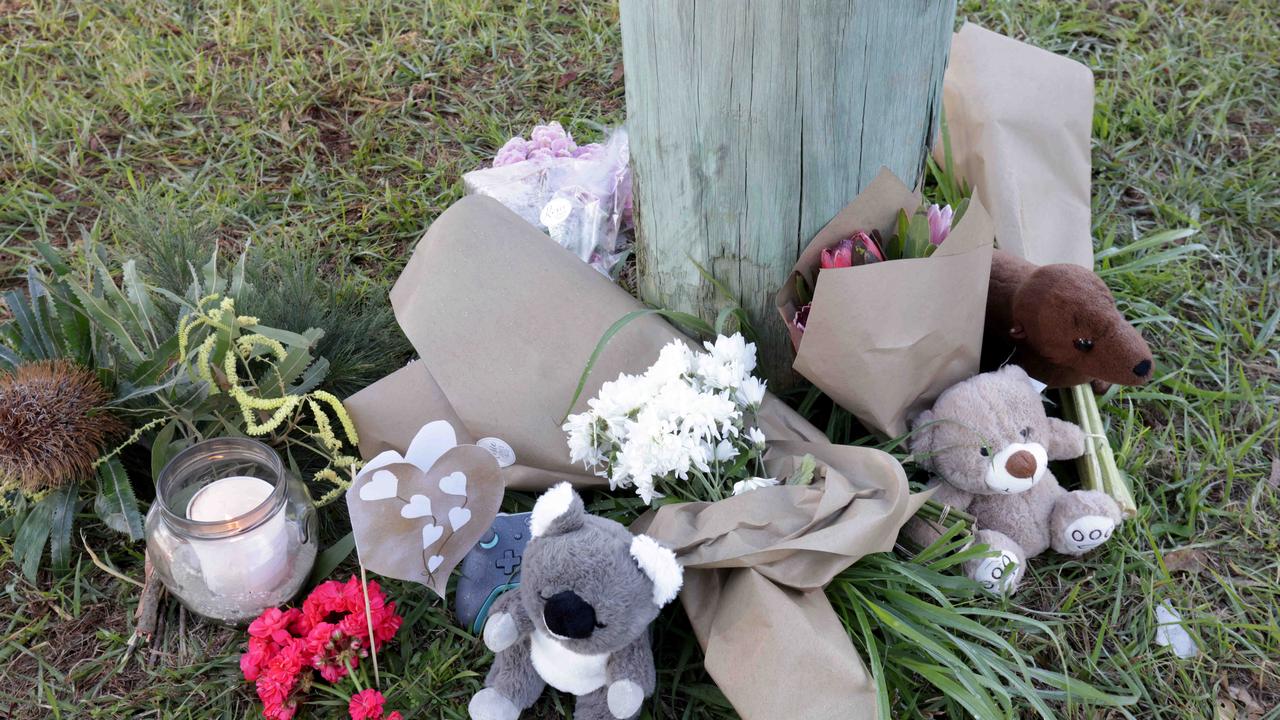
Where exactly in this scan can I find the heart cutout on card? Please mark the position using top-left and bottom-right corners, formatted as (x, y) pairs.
(347, 444), (502, 597)
(439, 472), (467, 496)
(448, 506), (472, 531)
(359, 470), (399, 501)
(401, 495), (433, 519)
(420, 522), (444, 548)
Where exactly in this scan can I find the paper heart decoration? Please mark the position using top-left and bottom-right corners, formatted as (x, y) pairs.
(439, 472), (467, 496)
(359, 470), (399, 501)
(357, 420), (459, 479)
(420, 522), (444, 548)
(448, 506), (471, 531)
(347, 444), (502, 597)
(401, 495), (432, 519)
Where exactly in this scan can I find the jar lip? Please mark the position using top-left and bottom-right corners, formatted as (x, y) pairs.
(156, 437), (288, 539)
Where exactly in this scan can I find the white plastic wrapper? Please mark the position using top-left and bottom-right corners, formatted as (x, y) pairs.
(1154, 600), (1199, 659)
(463, 128), (632, 276)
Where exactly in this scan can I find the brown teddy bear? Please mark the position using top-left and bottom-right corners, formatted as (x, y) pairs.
(984, 249), (1154, 391)
(908, 365), (1123, 593)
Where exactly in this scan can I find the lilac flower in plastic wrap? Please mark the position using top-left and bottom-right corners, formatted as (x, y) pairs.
(468, 122), (634, 276)
(492, 137), (530, 167)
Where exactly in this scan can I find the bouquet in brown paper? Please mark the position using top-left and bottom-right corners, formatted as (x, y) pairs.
(343, 196), (925, 720)
(775, 167), (995, 438)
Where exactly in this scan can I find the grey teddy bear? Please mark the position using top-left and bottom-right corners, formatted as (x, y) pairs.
(909, 365), (1124, 593)
(469, 483), (683, 720)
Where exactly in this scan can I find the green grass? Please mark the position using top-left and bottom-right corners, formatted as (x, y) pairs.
(1, 0), (1277, 718)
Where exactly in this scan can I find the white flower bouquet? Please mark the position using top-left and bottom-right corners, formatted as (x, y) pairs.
(562, 334), (774, 504)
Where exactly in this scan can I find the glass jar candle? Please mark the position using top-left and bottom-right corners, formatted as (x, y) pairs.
(146, 437), (318, 624)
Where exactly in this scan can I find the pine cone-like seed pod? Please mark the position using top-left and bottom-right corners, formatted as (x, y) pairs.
(0, 360), (123, 493)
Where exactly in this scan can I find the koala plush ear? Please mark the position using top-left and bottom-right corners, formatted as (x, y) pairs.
(630, 534), (683, 607)
(530, 482), (585, 538)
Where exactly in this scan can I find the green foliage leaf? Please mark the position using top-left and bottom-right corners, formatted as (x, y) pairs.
(308, 531), (356, 586)
(150, 421), (180, 481)
(785, 454), (818, 486)
(562, 308), (713, 422)
(14, 499), (54, 580)
(122, 259), (160, 345)
(794, 274), (812, 305)
(48, 485), (79, 572)
(907, 211), (932, 259)
(64, 280), (146, 362)
(95, 457), (145, 541)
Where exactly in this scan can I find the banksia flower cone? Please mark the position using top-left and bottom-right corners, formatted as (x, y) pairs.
(0, 360), (122, 493)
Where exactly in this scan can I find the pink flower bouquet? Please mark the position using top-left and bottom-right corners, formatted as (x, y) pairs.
(775, 167), (995, 438)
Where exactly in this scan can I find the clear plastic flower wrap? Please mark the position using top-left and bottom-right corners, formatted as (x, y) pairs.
(463, 124), (631, 276)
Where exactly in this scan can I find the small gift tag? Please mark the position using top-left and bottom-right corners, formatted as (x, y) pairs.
(476, 437), (517, 468)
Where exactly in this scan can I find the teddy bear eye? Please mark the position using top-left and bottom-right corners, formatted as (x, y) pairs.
(979, 447), (990, 457)
(1073, 338), (1094, 351)
(1020, 427), (1032, 439)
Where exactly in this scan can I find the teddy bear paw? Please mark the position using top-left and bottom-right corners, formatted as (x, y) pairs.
(470, 688), (519, 720)
(483, 612), (518, 653)
(1062, 515), (1115, 554)
(607, 680), (644, 719)
(971, 551), (1020, 594)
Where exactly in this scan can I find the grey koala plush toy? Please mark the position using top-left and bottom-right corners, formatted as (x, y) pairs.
(909, 365), (1124, 594)
(469, 483), (683, 720)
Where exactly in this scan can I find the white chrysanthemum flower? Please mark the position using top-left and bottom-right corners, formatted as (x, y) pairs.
(562, 412), (606, 467)
(731, 476), (779, 496)
(696, 333), (757, 389)
(563, 335), (772, 505)
(713, 438), (738, 462)
(649, 341), (694, 383)
(736, 376), (767, 408)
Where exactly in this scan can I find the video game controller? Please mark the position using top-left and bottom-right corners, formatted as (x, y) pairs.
(454, 512), (532, 634)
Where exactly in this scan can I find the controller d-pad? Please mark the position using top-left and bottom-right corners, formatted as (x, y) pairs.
(495, 549), (521, 575)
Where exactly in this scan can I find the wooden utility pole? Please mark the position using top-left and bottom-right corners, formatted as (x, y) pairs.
(621, 0), (957, 380)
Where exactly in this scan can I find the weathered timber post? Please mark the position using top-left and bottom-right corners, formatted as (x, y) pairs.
(621, 0), (957, 380)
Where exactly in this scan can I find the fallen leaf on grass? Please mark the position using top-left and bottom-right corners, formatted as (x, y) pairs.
(1226, 683), (1265, 719)
(557, 70), (579, 89)
(1163, 547), (1208, 574)
(1218, 676), (1269, 712)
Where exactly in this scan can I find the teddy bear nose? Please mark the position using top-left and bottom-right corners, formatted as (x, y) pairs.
(1133, 359), (1152, 377)
(1004, 450), (1038, 479)
(543, 590), (597, 639)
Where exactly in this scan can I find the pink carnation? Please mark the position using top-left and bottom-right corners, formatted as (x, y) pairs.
(348, 689), (386, 720)
(249, 608), (301, 645)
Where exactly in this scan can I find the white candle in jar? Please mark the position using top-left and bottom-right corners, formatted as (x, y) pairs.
(186, 476), (290, 596)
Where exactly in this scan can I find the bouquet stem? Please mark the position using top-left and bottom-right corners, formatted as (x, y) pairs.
(1060, 385), (1136, 518)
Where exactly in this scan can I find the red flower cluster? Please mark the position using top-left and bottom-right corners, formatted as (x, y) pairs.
(241, 577), (404, 720)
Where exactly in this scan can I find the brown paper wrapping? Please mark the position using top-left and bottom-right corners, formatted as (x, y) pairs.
(775, 167), (995, 438)
(937, 23), (1095, 268)
(345, 195), (923, 720)
(634, 442), (926, 720)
